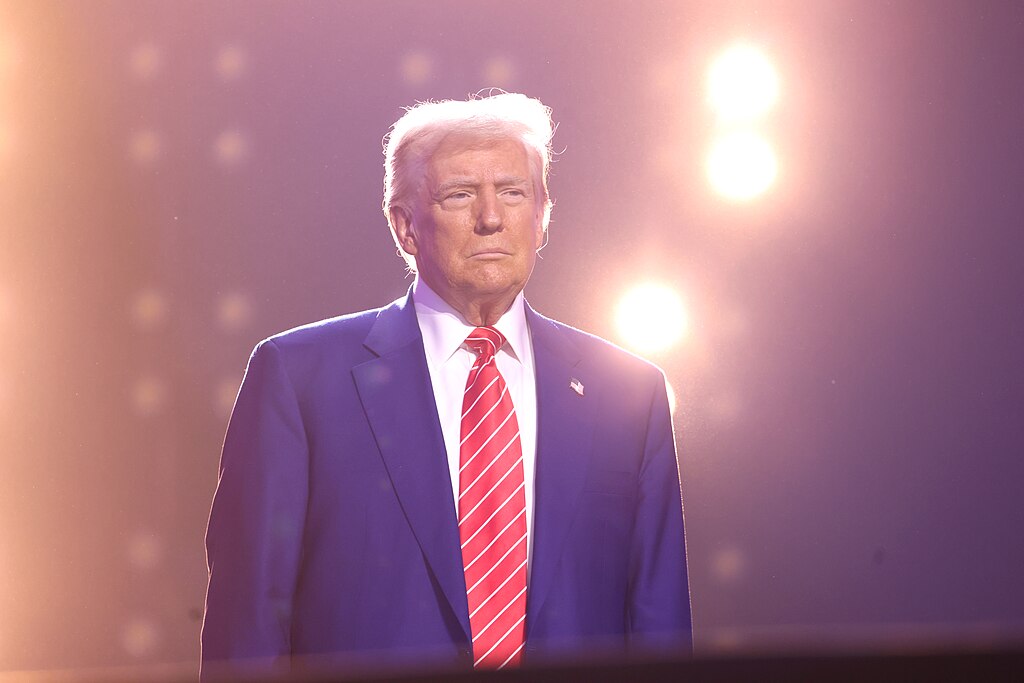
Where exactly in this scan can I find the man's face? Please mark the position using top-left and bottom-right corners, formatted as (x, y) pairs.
(393, 134), (546, 319)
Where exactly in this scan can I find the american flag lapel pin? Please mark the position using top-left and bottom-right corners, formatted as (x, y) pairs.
(569, 377), (584, 397)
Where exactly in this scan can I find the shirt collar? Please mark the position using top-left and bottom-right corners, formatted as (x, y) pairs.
(412, 277), (529, 366)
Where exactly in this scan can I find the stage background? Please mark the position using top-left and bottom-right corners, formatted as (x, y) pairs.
(1, 0), (1023, 674)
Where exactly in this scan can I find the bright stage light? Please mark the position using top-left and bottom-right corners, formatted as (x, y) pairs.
(707, 131), (777, 201)
(615, 284), (688, 355)
(707, 44), (778, 121)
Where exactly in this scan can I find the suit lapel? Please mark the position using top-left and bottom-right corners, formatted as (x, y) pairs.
(524, 305), (595, 638)
(352, 294), (471, 643)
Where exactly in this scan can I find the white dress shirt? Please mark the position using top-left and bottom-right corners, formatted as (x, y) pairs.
(412, 278), (538, 568)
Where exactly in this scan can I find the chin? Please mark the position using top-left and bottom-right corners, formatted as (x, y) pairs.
(465, 274), (523, 297)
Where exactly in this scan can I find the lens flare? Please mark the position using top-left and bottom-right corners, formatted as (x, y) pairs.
(707, 131), (778, 201)
(615, 284), (688, 355)
(707, 44), (779, 121)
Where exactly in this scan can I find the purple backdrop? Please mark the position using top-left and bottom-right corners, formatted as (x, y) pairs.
(1, 0), (1022, 673)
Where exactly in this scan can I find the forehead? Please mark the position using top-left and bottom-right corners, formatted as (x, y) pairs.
(423, 133), (536, 183)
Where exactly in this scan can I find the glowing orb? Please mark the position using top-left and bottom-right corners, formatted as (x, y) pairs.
(132, 376), (167, 415)
(707, 44), (779, 121)
(128, 43), (162, 80)
(400, 51), (433, 85)
(707, 131), (778, 201)
(215, 45), (247, 80)
(214, 129), (249, 165)
(129, 129), (161, 164)
(615, 284), (688, 354)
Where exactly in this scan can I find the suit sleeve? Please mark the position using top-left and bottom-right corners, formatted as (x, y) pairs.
(626, 370), (693, 654)
(201, 339), (309, 676)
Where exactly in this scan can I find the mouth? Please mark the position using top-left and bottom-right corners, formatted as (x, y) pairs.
(470, 249), (512, 259)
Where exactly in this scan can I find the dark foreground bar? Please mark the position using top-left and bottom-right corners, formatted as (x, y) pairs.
(189, 649), (1024, 683)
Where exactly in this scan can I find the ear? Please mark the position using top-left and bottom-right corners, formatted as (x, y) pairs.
(533, 193), (550, 251)
(390, 206), (419, 256)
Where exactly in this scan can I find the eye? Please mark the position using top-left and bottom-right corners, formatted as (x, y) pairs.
(444, 189), (475, 202)
(439, 190), (473, 208)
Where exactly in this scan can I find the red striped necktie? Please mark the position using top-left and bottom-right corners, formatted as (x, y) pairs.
(458, 326), (528, 669)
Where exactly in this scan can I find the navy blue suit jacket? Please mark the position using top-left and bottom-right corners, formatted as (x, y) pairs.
(201, 292), (691, 674)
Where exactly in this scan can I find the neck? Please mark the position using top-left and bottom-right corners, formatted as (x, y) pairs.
(459, 298), (514, 327)
(416, 277), (519, 327)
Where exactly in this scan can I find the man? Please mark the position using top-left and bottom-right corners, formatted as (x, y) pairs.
(201, 92), (690, 676)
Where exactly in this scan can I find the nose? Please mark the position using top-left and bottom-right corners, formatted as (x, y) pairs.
(476, 189), (503, 233)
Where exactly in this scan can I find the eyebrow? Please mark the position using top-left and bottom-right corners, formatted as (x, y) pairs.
(434, 179), (475, 194)
(434, 176), (531, 194)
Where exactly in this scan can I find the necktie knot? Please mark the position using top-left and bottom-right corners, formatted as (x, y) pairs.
(465, 326), (505, 361)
